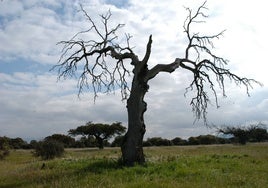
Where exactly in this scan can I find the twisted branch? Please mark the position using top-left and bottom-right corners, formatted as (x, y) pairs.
(51, 5), (137, 100)
(180, 1), (262, 123)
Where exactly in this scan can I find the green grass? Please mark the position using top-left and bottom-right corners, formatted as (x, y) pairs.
(0, 143), (267, 188)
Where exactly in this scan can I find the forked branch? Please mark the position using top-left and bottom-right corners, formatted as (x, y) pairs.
(146, 1), (261, 124)
(52, 6), (138, 100)
(179, 2), (262, 123)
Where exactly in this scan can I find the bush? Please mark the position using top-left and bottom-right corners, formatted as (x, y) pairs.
(33, 140), (64, 160)
(0, 137), (10, 160)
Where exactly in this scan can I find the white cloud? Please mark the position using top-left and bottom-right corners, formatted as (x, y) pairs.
(0, 0), (267, 141)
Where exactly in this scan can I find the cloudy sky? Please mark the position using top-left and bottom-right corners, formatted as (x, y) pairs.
(0, 0), (267, 142)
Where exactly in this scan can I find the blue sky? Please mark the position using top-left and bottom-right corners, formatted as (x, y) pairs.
(0, 0), (268, 141)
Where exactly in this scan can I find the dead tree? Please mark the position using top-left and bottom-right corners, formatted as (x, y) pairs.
(52, 2), (261, 166)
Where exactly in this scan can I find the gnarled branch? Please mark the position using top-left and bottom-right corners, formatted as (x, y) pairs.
(180, 2), (262, 123)
(145, 1), (262, 124)
(51, 6), (137, 100)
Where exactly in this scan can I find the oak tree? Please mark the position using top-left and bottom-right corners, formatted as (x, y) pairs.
(53, 2), (261, 165)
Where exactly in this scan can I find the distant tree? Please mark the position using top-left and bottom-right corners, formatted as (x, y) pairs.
(33, 140), (64, 160)
(247, 124), (268, 142)
(29, 140), (38, 149)
(53, 2), (261, 165)
(69, 122), (126, 149)
(217, 123), (267, 144)
(218, 127), (248, 145)
(171, 137), (187, 145)
(216, 137), (230, 144)
(9, 137), (28, 149)
(143, 137), (172, 147)
(188, 137), (200, 145)
(196, 135), (218, 145)
(74, 136), (97, 148)
(0, 137), (28, 149)
(45, 134), (75, 148)
(111, 136), (124, 147)
(0, 137), (10, 160)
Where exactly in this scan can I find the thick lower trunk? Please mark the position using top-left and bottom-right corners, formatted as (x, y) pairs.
(121, 81), (147, 166)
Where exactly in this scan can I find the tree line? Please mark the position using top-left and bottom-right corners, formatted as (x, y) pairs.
(1, 122), (267, 160)
(1, 123), (267, 151)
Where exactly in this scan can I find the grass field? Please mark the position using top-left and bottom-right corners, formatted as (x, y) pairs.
(0, 143), (267, 188)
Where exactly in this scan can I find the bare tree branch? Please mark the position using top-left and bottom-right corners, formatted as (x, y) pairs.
(51, 6), (138, 100)
(180, 2), (262, 123)
(52, 2), (262, 126)
(145, 1), (262, 124)
(145, 58), (182, 81)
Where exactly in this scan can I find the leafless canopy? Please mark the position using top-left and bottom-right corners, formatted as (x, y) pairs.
(177, 2), (262, 122)
(54, 5), (134, 100)
(52, 2), (261, 123)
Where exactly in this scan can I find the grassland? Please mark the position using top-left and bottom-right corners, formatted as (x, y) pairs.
(0, 143), (267, 188)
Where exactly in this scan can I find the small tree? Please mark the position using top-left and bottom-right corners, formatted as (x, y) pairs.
(69, 122), (126, 149)
(53, 2), (261, 165)
(33, 140), (64, 160)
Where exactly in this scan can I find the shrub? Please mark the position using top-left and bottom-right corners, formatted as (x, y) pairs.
(0, 137), (10, 160)
(33, 140), (64, 160)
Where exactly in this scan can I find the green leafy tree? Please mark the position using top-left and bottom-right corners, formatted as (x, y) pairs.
(45, 134), (75, 148)
(69, 122), (126, 149)
(52, 2), (261, 165)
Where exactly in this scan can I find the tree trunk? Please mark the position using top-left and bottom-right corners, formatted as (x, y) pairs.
(96, 136), (104, 149)
(121, 65), (148, 166)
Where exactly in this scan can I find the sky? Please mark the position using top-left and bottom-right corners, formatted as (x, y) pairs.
(0, 0), (268, 142)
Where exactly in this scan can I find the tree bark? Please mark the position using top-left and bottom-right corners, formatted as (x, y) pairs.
(121, 63), (148, 166)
